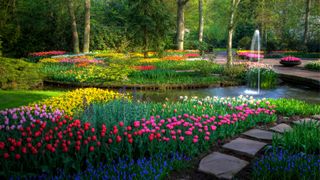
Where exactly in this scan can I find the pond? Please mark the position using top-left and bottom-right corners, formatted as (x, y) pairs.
(44, 84), (320, 104)
(134, 85), (320, 104)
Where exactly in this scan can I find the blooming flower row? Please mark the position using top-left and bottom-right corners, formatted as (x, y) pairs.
(29, 51), (67, 57)
(133, 65), (156, 71)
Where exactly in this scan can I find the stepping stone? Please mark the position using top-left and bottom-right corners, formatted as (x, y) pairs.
(242, 129), (274, 141)
(293, 118), (319, 125)
(312, 115), (320, 120)
(198, 152), (249, 180)
(270, 123), (292, 133)
(222, 138), (267, 158)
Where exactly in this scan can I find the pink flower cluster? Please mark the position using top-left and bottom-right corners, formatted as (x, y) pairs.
(0, 105), (64, 131)
(238, 52), (264, 59)
(59, 58), (103, 64)
(29, 51), (66, 57)
(280, 56), (301, 62)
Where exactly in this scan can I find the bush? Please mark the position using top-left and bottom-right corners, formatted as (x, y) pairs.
(304, 60), (320, 71)
(246, 68), (278, 89)
(222, 64), (247, 81)
(0, 57), (43, 89)
(238, 36), (251, 50)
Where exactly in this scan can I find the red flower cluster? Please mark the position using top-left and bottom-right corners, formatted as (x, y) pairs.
(184, 53), (200, 58)
(133, 65), (156, 71)
(29, 51), (67, 57)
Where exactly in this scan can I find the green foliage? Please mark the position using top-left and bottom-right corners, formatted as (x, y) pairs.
(0, 57), (43, 89)
(283, 52), (320, 59)
(246, 68), (278, 89)
(41, 63), (133, 83)
(267, 98), (320, 116)
(238, 36), (252, 49)
(273, 122), (320, 154)
(304, 60), (320, 71)
(0, 90), (64, 110)
(222, 64), (247, 81)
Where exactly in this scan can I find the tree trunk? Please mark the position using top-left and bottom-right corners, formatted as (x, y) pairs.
(226, 0), (240, 66)
(67, 0), (80, 54)
(83, 0), (91, 53)
(176, 0), (189, 50)
(198, 0), (204, 43)
(303, 0), (311, 45)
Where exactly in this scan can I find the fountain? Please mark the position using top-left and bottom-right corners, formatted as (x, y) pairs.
(244, 29), (261, 95)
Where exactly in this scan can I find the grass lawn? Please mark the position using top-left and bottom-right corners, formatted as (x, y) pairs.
(0, 90), (65, 110)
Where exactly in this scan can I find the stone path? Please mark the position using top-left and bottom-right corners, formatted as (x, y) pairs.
(197, 116), (320, 179)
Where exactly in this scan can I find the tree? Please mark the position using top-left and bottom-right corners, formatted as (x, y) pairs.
(226, 0), (240, 66)
(67, 0), (80, 54)
(176, 0), (189, 50)
(198, 0), (204, 43)
(128, 0), (173, 56)
(303, 0), (311, 45)
(83, 0), (91, 53)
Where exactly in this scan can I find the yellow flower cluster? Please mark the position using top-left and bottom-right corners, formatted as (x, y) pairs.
(39, 58), (59, 63)
(236, 50), (264, 54)
(137, 58), (163, 63)
(36, 88), (126, 115)
(94, 52), (127, 59)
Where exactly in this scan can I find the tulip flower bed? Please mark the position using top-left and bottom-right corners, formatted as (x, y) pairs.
(35, 88), (126, 116)
(39, 52), (230, 87)
(0, 95), (276, 178)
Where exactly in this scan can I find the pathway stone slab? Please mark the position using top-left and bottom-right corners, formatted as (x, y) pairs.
(293, 118), (319, 125)
(222, 138), (267, 157)
(198, 152), (249, 180)
(270, 123), (292, 133)
(312, 115), (320, 120)
(242, 129), (274, 141)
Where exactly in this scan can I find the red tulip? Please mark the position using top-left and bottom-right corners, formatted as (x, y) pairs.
(116, 136), (122, 143)
(21, 147), (27, 154)
(3, 153), (9, 159)
(119, 121), (124, 127)
(89, 146), (94, 152)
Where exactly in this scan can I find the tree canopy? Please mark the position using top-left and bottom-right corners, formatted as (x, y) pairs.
(0, 0), (319, 57)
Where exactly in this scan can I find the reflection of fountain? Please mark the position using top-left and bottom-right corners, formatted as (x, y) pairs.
(245, 29), (261, 95)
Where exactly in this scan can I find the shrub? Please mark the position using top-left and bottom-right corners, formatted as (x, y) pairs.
(246, 67), (278, 89)
(304, 60), (320, 72)
(222, 64), (247, 81)
(0, 58), (43, 89)
(238, 36), (251, 50)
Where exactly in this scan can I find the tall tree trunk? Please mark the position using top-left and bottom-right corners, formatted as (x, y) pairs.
(83, 0), (91, 53)
(226, 0), (240, 66)
(303, 0), (311, 45)
(198, 0), (204, 43)
(67, 0), (80, 54)
(176, 0), (189, 50)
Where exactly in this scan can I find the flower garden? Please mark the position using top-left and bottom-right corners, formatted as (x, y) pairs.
(0, 85), (320, 179)
(1, 47), (320, 179)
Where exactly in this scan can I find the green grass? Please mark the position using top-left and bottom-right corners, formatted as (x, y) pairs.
(0, 90), (65, 110)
